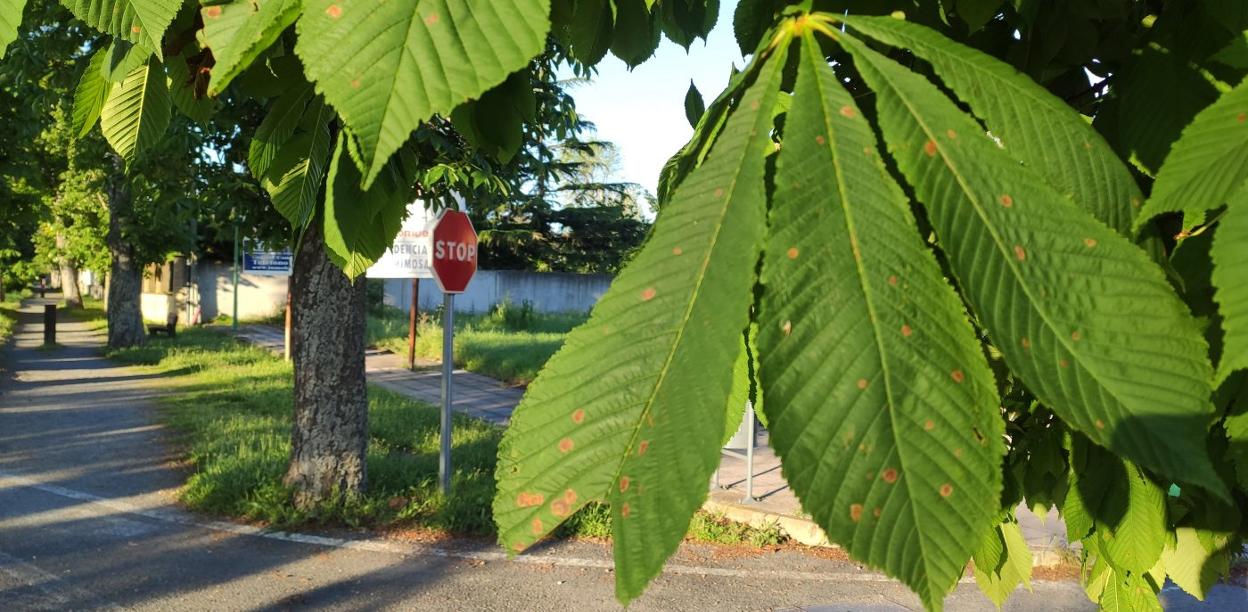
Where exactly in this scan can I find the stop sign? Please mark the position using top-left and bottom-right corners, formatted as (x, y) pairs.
(430, 209), (478, 294)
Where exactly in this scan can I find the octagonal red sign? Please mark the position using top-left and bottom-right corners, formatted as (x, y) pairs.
(430, 209), (478, 294)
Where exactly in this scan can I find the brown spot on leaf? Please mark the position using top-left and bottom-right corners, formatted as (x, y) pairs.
(672, 247), (683, 256)
(1021, 337), (1031, 350)
(326, 4), (342, 18)
(1131, 197), (1141, 209)
(572, 409), (585, 424)
(924, 419), (935, 431)
(641, 287), (657, 301)
(901, 324), (912, 338)
(954, 447), (963, 458)
(946, 129), (957, 139)
(619, 476), (630, 493)
(750, 100), (760, 110)
(1059, 358), (1070, 369)
(621, 503), (632, 518)
(638, 440), (650, 455)
(516, 492), (545, 508)
(815, 135), (826, 145)
(131, 25), (141, 34)
(351, 79), (361, 89)
(1084, 238), (1098, 248)
(564, 489), (577, 506)
(558, 438), (574, 453)
(1013, 245), (1026, 261)
(999, 194), (1013, 208)
(551, 499), (569, 517)
(887, 275), (898, 286)
(1071, 331), (1081, 341)
(850, 503), (863, 522)
(204, 6), (222, 18)
(882, 468), (899, 484)
(1239, 112), (1246, 124)
(787, 247), (799, 260)
(782, 321), (793, 337)
(939, 483), (954, 498)
(857, 378), (868, 390)
(873, 507), (882, 518)
(425, 12), (440, 25)
(951, 369), (965, 383)
(713, 187), (725, 198)
(531, 518), (543, 535)
(840, 105), (856, 118)
(923, 140), (938, 156)
(1095, 419), (1105, 430)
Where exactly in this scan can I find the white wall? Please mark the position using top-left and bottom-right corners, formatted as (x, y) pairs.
(382, 270), (611, 314)
(196, 262), (289, 322)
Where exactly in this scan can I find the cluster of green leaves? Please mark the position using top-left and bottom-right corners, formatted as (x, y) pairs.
(495, 6), (1248, 612)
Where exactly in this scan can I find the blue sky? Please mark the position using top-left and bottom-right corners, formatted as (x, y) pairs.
(568, 0), (745, 196)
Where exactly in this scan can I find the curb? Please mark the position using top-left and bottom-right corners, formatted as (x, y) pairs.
(703, 491), (1077, 568)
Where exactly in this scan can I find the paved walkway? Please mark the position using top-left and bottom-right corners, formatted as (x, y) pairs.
(232, 325), (1069, 558)
(0, 300), (1108, 610)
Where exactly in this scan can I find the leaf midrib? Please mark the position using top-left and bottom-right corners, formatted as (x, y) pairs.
(804, 38), (936, 594)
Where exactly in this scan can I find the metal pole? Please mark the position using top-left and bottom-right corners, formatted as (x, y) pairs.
(439, 292), (454, 495)
(408, 278), (419, 369)
(232, 224), (240, 332)
(744, 400), (755, 502)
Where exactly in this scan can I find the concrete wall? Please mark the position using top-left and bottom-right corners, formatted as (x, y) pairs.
(196, 262), (289, 322)
(381, 270), (611, 314)
(141, 265), (608, 322)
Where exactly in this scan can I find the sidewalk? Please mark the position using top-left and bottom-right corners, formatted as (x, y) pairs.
(231, 324), (1071, 564)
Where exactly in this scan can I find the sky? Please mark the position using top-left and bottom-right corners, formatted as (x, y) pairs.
(567, 1), (745, 196)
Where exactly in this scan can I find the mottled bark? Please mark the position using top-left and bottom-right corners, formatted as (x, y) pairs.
(284, 219), (369, 507)
(105, 155), (144, 349)
(56, 234), (84, 309)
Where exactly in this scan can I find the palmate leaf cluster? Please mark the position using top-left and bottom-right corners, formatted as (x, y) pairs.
(495, 9), (1248, 612)
(3, 0), (1248, 610)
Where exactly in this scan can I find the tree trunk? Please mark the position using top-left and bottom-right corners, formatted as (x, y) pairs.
(105, 154), (145, 349)
(284, 218), (369, 508)
(56, 233), (84, 309)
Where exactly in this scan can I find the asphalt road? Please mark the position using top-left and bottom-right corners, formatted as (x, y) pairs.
(0, 300), (1241, 611)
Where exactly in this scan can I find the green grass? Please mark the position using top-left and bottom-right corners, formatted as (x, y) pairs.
(367, 300), (587, 385)
(108, 327), (790, 547)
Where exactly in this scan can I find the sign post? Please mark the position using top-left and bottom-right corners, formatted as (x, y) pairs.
(429, 209), (478, 495)
(242, 248), (294, 358)
(368, 203), (436, 370)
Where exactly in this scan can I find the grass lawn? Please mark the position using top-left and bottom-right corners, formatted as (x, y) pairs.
(367, 300), (587, 386)
(108, 326), (787, 547)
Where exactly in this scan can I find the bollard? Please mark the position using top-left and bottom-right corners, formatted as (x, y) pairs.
(44, 304), (56, 345)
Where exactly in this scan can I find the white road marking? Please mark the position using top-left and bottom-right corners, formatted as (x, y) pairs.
(0, 470), (991, 586)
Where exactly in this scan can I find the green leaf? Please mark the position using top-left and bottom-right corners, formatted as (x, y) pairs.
(166, 54), (215, 123)
(249, 84), (316, 181)
(1063, 436), (1166, 573)
(758, 34), (1004, 611)
(732, 0), (783, 56)
(840, 32), (1227, 499)
(0, 0), (27, 60)
(1081, 542), (1163, 612)
(200, 0), (300, 96)
(683, 80), (704, 128)
(263, 98), (333, 230)
(1212, 197), (1248, 384)
(660, 0), (717, 49)
(72, 49), (112, 138)
(1226, 372), (1248, 490)
(842, 15), (1142, 236)
(1096, 47), (1220, 177)
(722, 334), (751, 446)
(609, 0), (660, 68)
(494, 46), (786, 604)
(296, 0), (551, 188)
(565, 0), (614, 66)
(102, 39), (152, 82)
(1136, 78), (1248, 233)
(323, 134), (418, 278)
(449, 69), (534, 163)
(971, 519), (1033, 608)
(60, 0), (181, 58)
(99, 58), (171, 164)
(1162, 527), (1229, 600)
(952, 0), (1000, 30)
